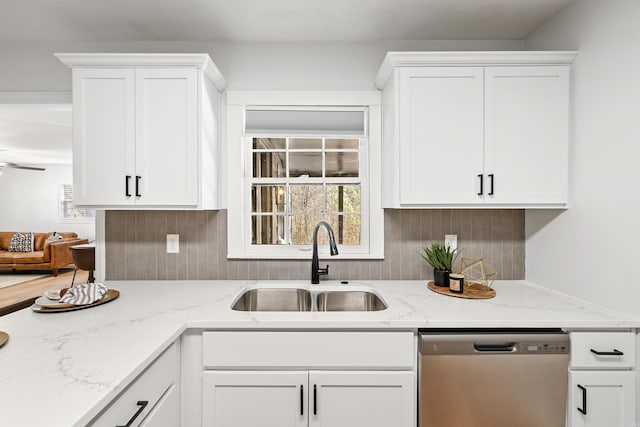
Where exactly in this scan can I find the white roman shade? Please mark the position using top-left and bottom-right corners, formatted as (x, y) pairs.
(244, 108), (366, 137)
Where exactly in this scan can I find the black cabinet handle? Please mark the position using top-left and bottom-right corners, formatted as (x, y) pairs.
(477, 174), (484, 196)
(313, 384), (317, 416)
(300, 384), (304, 416)
(590, 348), (624, 356)
(135, 176), (141, 197)
(116, 400), (148, 427)
(577, 385), (587, 415)
(488, 174), (494, 196)
(125, 175), (131, 197)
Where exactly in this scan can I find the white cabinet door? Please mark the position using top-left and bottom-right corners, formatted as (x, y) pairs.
(135, 68), (199, 206)
(568, 371), (636, 427)
(308, 371), (414, 427)
(202, 371), (308, 427)
(139, 384), (179, 427)
(72, 67), (135, 205)
(484, 66), (569, 205)
(398, 67), (484, 205)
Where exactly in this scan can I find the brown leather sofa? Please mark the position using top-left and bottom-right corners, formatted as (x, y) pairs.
(0, 232), (89, 276)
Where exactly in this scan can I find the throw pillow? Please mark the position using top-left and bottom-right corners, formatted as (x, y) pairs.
(45, 231), (64, 244)
(9, 232), (34, 252)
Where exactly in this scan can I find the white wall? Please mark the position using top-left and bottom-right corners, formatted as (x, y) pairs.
(525, 0), (640, 316)
(0, 165), (95, 239)
(0, 39), (523, 91)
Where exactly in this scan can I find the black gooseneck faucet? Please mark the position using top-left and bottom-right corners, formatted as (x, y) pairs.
(311, 221), (339, 284)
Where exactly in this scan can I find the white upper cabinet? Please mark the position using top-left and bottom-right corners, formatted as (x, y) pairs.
(484, 66), (570, 206)
(134, 68), (198, 206)
(57, 53), (227, 209)
(397, 67), (484, 205)
(376, 51), (576, 208)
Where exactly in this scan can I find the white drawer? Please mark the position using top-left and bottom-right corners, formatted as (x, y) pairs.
(570, 332), (635, 369)
(202, 331), (415, 369)
(91, 342), (179, 427)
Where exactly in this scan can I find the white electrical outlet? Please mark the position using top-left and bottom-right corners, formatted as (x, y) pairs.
(444, 234), (457, 251)
(167, 234), (180, 254)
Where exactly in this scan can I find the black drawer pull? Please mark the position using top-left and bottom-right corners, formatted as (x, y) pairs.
(577, 384), (587, 415)
(590, 348), (624, 356)
(135, 176), (142, 197)
(477, 174), (484, 196)
(300, 384), (304, 416)
(116, 400), (148, 427)
(125, 175), (131, 197)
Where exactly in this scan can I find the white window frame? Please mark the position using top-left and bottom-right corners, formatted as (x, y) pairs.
(226, 91), (384, 259)
(59, 184), (95, 223)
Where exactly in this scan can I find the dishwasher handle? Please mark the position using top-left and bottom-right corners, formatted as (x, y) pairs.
(474, 342), (516, 352)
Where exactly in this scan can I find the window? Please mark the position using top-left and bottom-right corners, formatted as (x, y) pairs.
(60, 184), (95, 221)
(250, 137), (362, 246)
(226, 91), (384, 259)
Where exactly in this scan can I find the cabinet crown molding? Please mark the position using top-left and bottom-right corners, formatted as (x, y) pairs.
(375, 51), (578, 89)
(55, 53), (227, 91)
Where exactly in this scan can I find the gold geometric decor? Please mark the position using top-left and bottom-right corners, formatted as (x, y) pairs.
(460, 257), (498, 288)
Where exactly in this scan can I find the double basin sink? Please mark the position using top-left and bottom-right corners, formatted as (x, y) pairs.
(231, 285), (387, 312)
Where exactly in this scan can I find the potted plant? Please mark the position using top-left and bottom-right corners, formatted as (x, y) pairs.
(421, 242), (458, 287)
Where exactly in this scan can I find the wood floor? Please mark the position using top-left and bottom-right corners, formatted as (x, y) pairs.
(0, 269), (89, 316)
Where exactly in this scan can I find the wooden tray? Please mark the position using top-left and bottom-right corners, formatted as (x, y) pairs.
(0, 331), (8, 348)
(31, 289), (120, 313)
(428, 281), (496, 299)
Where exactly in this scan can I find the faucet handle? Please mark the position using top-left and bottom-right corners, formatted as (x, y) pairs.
(318, 265), (330, 276)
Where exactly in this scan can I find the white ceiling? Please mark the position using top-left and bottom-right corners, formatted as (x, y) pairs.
(0, 0), (571, 42)
(0, 0), (571, 165)
(0, 105), (72, 166)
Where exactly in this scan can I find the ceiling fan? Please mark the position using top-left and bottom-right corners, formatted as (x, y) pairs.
(0, 161), (46, 171)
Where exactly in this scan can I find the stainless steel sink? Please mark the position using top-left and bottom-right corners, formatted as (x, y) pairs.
(315, 290), (387, 312)
(231, 288), (312, 311)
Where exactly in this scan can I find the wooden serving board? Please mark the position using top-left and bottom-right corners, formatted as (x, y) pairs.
(0, 331), (8, 348)
(427, 281), (496, 299)
(31, 289), (120, 313)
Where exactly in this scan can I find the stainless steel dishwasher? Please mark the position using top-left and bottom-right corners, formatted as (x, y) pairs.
(420, 330), (569, 427)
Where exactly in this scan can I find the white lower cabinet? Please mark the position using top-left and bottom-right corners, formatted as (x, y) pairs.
(193, 331), (416, 427)
(308, 371), (413, 427)
(568, 371), (635, 427)
(202, 370), (414, 427)
(91, 342), (179, 427)
(203, 371), (307, 427)
(567, 332), (636, 427)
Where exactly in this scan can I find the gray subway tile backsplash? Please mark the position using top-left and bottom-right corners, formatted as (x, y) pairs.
(105, 209), (525, 281)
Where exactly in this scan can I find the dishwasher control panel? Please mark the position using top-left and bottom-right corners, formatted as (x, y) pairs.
(517, 342), (569, 354)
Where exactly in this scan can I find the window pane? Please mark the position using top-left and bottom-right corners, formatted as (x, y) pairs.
(325, 151), (358, 177)
(327, 185), (360, 213)
(253, 152), (286, 178)
(326, 214), (361, 245)
(290, 214), (324, 245)
(252, 214), (286, 245)
(290, 138), (321, 149)
(326, 138), (358, 149)
(290, 184), (323, 213)
(251, 185), (286, 213)
(290, 152), (322, 177)
(60, 184), (95, 220)
(253, 137), (285, 150)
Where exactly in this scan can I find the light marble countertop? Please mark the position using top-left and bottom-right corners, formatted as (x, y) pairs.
(0, 279), (638, 426)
